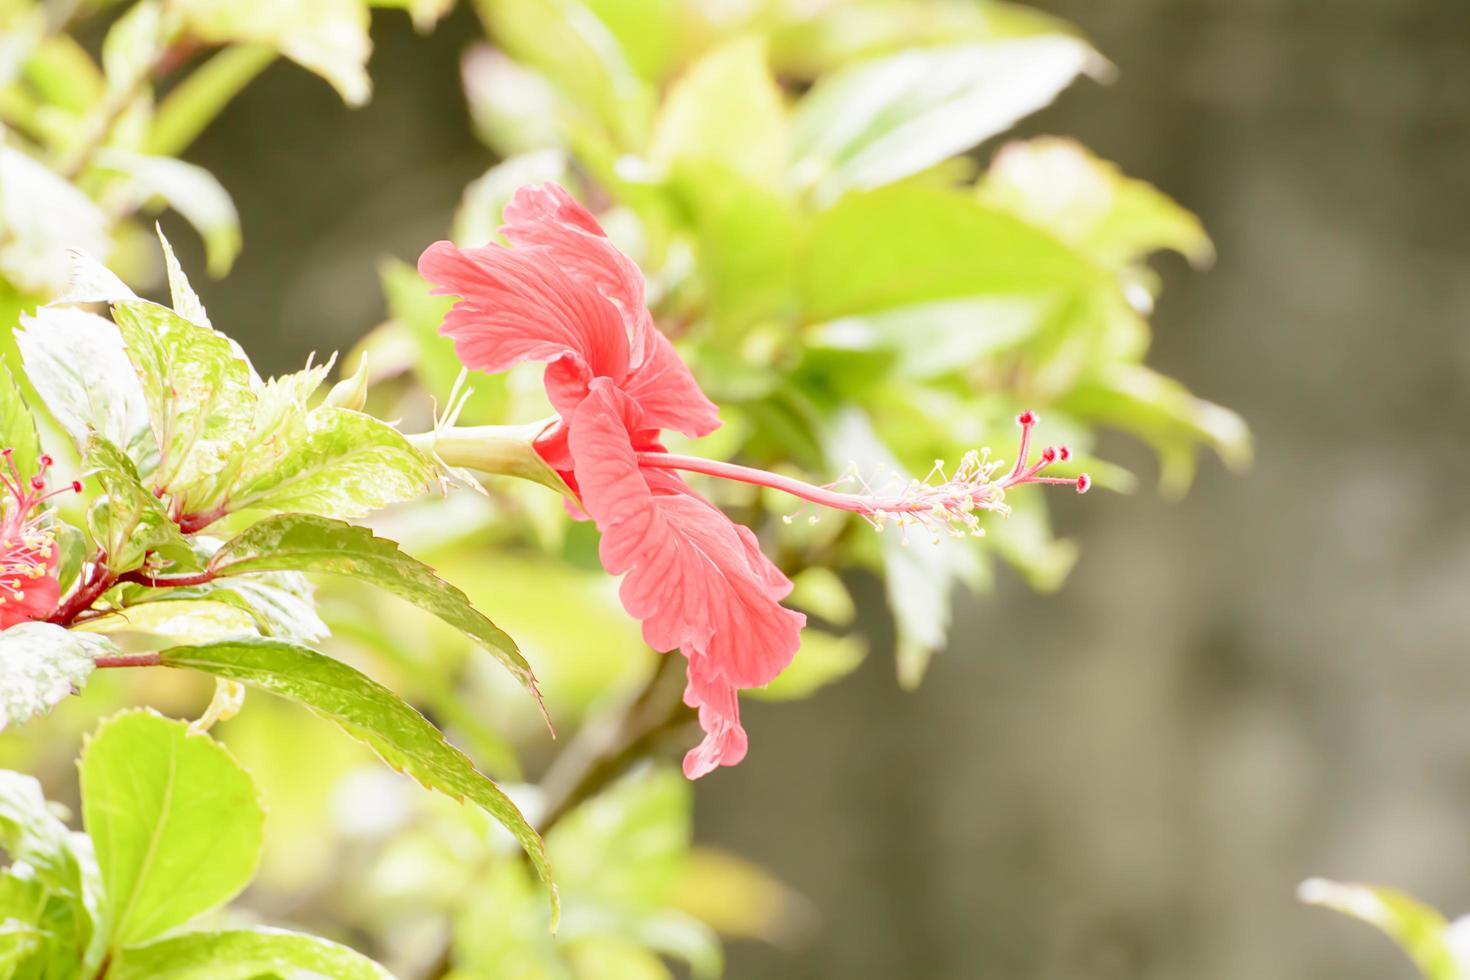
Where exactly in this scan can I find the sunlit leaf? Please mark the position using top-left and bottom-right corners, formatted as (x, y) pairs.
(209, 514), (539, 703)
(80, 710), (264, 947)
(980, 137), (1213, 270)
(83, 435), (197, 573)
(98, 152), (242, 276)
(791, 37), (1097, 205)
(156, 638), (559, 925)
(15, 306), (156, 471)
(176, 0), (372, 106)
(0, 361), (39, 481)
(110, 926), (391, 980)
(1300, 878), (1466, 980)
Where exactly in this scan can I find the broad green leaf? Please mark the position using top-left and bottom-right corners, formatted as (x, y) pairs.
(767, 0), (1080, 78)
(791, 37), (1096, 205)
(581, 0), (677, 82)
(476, 0), (653, 148)
(650, 37), (788, 189)
(15, 308), (156, 470)
(176, 0), (372, 106)
(0, 361), (39, 480)
(551, 767), (688, 911)
(156, 638), (558, 925)
(110, 927), (391, 980)
(220, 406), (435, 520)
(80, 710), (264, 948)
(1058, 365), (1250, 496)
(0, 623), (113, 733)
(1300, 878), (1465, 980)
(0, 140), (109, 294)
(83, 436), (197, 573)
(980, 137), (1214, 270)
(802, 184), (1098, 320)
(98, 152), (242, 276)
(810, 295), (1049, 380)
(208, 514), (539, 701)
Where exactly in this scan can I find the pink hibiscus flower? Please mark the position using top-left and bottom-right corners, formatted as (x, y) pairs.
(420, 184), (1087, 778)
(0, 452), (78, 629)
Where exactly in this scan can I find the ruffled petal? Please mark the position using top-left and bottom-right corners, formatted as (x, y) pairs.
(418, 238), (629, 414)
(500, 184), (721, 438)
(681, 670), (748, 778)
(568, 379), (804, 695)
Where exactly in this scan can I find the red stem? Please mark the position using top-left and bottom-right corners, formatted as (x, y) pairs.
(95, 653), (163, 669)
(116, 569), (218, 588)
(49, 564), (117, 627)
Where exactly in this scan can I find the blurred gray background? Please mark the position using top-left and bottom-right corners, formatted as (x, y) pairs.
(179, 0), (1470, 976)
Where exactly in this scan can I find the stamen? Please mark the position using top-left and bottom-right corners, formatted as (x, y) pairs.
(634, 410), (1092, 540)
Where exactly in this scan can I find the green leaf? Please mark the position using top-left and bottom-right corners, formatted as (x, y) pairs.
(979, 137), (1214, 270)
(0, 623), (113, 733)
(0, 361), (39, 480)
(110, 926), (392, 980)
(80, 710), (264, 948)
(208, 514), (539, 702)
(15, 307), (156, 470)
(83, 435), (197, 574)
(476, 0), (653, 148)
(791, 36), (1096, 205)
(460, 45), (564, 156)
(220, 406), (435, 521)
(1300, 878), (1466, 980)
(176, 0), (372, 106)
(650, 37), (788, 189)
(1057, 365), (1250, 496)
(802, 183), (1099, 321)
(0, 772), (88, 899)
(125, 572), (327, 646)
(156, 227), (212, 328)
(109, 299), (255, 497)
(98, 152), (242, 276)
(156, 638), (558, 925)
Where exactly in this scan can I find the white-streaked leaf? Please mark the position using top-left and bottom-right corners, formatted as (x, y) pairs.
(0, 140), (110, 294)
(792, 37), (1097, 205)
(97, 151), (241, 276)
(0, 623), (114, 733)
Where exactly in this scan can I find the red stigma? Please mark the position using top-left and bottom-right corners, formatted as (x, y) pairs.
(1016, 410), (1036, 427)
(29, 476), (44, 491)
(1057, 446), (1071, 462)
(38, 455), (52, 468)
(71, 481), (83, 494)
(1040, 447), (1058, 464)
(1076, 474), (1091, 494)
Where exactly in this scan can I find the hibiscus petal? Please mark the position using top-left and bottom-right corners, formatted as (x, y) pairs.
(500, 184), (721, 438)
(418, 238), (629, 414)
(681, 671), (748, 779)
(569, 380), (805, 714)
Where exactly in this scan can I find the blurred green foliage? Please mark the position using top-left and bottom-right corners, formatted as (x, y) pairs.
(0, 0), (1250, 976)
